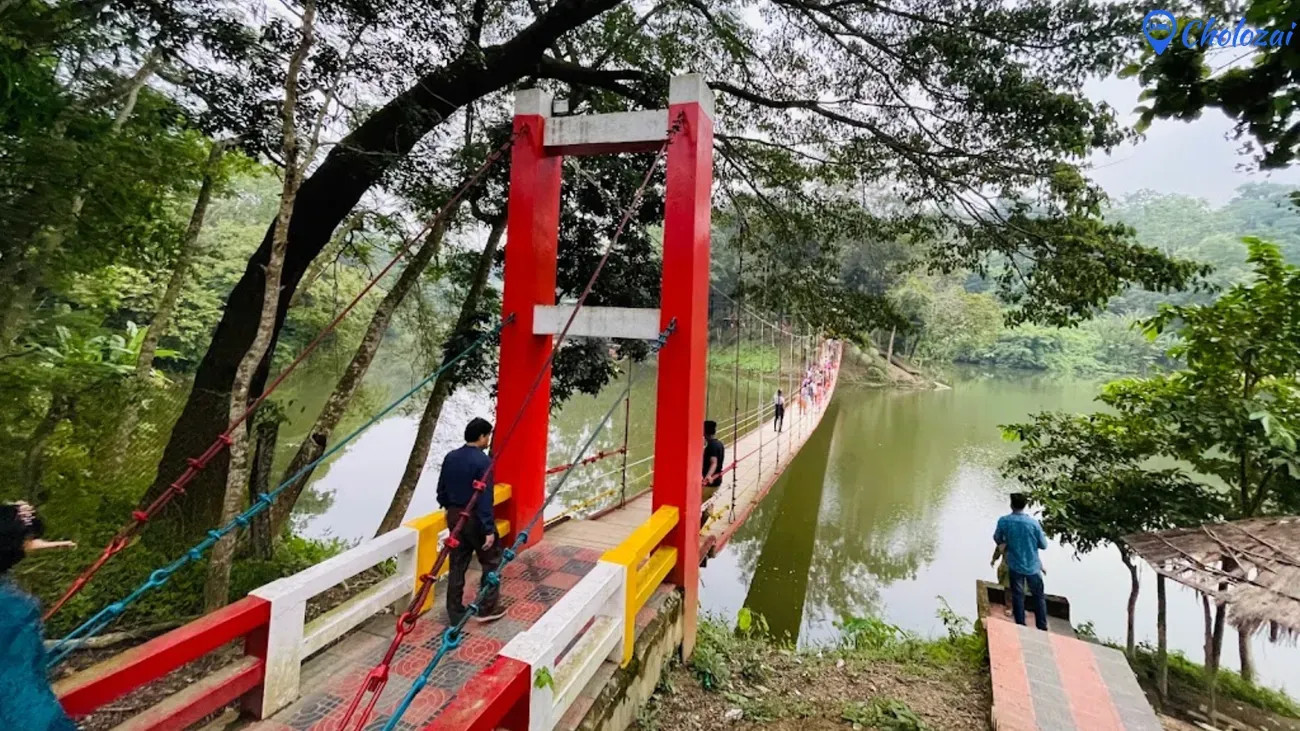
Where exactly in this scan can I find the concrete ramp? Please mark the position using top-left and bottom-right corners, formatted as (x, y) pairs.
(987, 614), (1162, 731)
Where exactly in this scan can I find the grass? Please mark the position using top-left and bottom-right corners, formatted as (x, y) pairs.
(640, 601), (990, 730)
(1124, 642), (1300, 719)
(843, 698), (933, 730)
(834, 599), (988, 672)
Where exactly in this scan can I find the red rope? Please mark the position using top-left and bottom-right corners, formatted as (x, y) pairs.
(338, 117), (684, 731)
(545, 447), (627, 476)
(43, 134), (521, 622)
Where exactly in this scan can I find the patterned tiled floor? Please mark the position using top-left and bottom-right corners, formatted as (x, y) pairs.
(988, 614), (1162, 731)
(248, 542), (603, 731)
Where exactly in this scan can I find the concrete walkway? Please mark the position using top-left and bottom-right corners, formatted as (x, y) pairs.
(987, 613), (1162, 731)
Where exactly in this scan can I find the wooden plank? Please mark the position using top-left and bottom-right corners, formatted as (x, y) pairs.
(110, 656), (263, 731)
(57, 596), (271, 717)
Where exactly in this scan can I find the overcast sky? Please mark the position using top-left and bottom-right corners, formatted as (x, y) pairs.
(1083, 76), (1300, 206)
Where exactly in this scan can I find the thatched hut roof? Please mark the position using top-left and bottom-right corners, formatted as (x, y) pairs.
(1123, 517), (1300, 642)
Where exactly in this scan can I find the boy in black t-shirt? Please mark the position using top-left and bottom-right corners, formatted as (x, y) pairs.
(701, 420), (725, 527)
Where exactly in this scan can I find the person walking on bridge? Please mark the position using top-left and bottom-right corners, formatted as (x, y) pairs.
(438, 418), (506, 626)
(773, 390), (785, 433)
(700, 420), (725, 527)
(993, 492), (1049, 631)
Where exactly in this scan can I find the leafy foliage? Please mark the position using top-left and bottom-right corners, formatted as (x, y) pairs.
(1004, 239), (1300, 563)
(921, 185), (1300, 375)
(1134, 0), (1300, 170)
(1127, 643), (1300, 718)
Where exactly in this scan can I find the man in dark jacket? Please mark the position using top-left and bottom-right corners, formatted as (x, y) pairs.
(438, 417), (505, 625)
(700, 420), (725, 527)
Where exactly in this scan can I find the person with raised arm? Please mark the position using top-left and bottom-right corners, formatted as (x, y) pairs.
(1, 501), (78, 731)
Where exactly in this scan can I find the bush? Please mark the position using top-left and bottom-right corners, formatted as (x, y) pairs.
(689, 610), (783, 691)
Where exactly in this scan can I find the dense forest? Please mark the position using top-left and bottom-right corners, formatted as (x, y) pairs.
(868, 183), (1300, 375)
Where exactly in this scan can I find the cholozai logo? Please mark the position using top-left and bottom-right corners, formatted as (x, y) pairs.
(1142, 8), (1296, 55)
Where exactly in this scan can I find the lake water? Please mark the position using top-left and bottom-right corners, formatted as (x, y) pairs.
(291, 365), (1299, 697)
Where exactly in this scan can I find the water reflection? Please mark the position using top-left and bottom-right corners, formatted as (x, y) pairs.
(702, 372), (1298, 696)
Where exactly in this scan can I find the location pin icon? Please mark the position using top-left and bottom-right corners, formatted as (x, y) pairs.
(1143, 9), (1177, 55)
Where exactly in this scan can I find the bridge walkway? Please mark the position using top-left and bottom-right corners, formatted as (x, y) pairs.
(248, 370), (836, 730)
(550, 369), (838, 557)
(247, 540), (673, 731)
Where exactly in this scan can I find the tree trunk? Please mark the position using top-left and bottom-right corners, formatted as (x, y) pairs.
(287, 215), (360, 311)
(1209, 599), (1227, 721)
(885, 325), (895, 364)
(1156, 574), (1168, 703)
(1238, 628), (1254, 686)
(269, 207), (461, 536)
(204, 3), (315, 612)
(23, 394), (75, 504)
(1120, 546), (1139, 659)
(247, 418), (279, 560)
(375, 216), (505, 536)
(109, 140), (228, 471)
(140, 0), (623, 546)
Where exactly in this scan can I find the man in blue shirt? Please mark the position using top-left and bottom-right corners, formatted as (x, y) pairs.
(993, 492), (1049, 630)
(438, 418), (505, 625)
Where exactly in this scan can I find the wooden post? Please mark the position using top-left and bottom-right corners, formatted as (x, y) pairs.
(1157, 573), (1168, 703)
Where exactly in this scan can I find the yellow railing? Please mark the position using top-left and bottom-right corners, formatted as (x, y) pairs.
(404, 483), (513, 611)
(601, 506), (679, 666)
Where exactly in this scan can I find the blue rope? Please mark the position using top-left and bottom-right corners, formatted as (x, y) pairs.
(381, 320), (675, 731)
(46, 319), (511, 669)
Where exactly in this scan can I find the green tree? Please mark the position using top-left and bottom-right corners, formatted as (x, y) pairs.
(1003, 410), (1227, 657)
(1004, 239), (1300, 684)
(1134, 0), (1300, 170)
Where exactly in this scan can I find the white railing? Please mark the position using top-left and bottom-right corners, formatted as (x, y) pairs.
(500, 562), (626, 731)
(250, 526), (419, 716)
(498, 505), (678, 731)
(246, 483), (514, 717)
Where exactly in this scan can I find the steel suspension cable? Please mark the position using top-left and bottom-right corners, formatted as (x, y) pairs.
(620, 359), (632, 508)
(45, 133), (521, 621)
(45, 320), (510, 667)
(728, 319), (740, 522)
(338, 125), (681, 730)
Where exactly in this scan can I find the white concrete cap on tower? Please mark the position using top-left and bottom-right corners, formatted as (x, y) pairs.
(515, 88), (553, 117)
(668, 73), (714, 120)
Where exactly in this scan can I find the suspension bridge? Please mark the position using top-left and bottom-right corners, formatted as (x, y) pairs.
(46, 74), (845, 731)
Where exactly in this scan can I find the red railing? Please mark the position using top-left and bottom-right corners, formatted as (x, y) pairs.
(56, 596), (271, 728)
